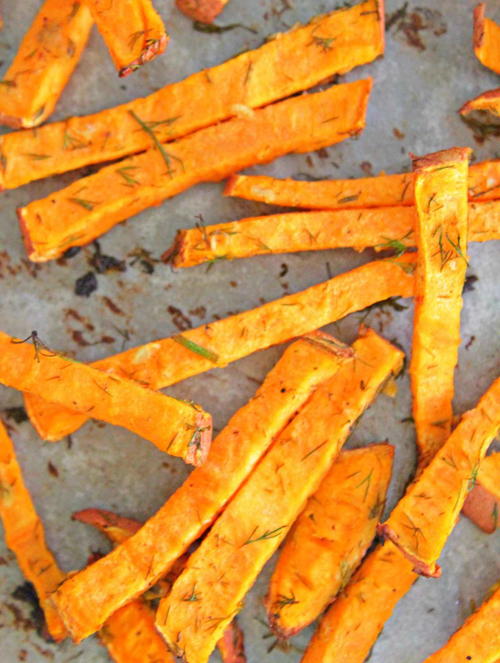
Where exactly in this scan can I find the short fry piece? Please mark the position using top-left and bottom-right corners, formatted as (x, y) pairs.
(410, 147), (471, 469)
(177, 0), (230, 23)
(460, 88), (500, 140)
(167, 199), (499, 267)
(266, 444), (394, 638)
(73, 508), (141, 544)
(422, 584), (500, 663)
(462, 453), (500, 533)
(18, 79), (371, 262)
(473, 4), (500, 74)
(0, 0), (383, 190)
(24, 255), (415, 441)
(52, 336), (352, 640)
(156, 329), (404, 663)
(0, 419), (67, 640)
(85, 0), (168, 77)
(0, 0), (93, 128)
(379, 376), (500, 577)
(217, 619), (246, 663)
(0, 330), (212, 466)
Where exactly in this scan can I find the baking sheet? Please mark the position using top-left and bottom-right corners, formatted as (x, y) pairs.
(0, 0), (499, 661)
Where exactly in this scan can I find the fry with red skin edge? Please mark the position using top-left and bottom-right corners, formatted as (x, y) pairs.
(166, 199), (499, 268)
(462, 453), (500, 533)
(460, 88), (500, 140)
(473, 4), (500, 74)
(410, 148), (471, 469)
(84, 0), (168, 77)
(51, 335), (353, 641)
(422, 585), (500, 663)
(0, 0), (384, 192)
(18, 79), (371, 263)
(0, 330), (212, 466)
(156, 329), (403, 663)
(72, 508), (142, 544)
(0, 419), (67, 640)
(0, 1), (93, 129)
(460, 87), (500, 116)
(217, 619), (246, 663)
(224, 160), (500, 209)
(24, 255), (415, 442)
(177, 0), (230, 23)
(265, 444), (394, 638)
(378, 376), (500, 577)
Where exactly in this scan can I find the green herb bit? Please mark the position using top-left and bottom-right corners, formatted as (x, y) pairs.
(273, 592), (299, 611)
(402, 513), (426, 553)
(129, 110), (184, 178)
(116, 166), (140, 187)
(68, 197), (97, 211)
(467, 464), (480, 492)
(242, 525), (287, 546)
(192, 21), (257, 34)
(375, 231), (412, 257)
(63, 130), (88, 151)
(356, 469), (373, 501)
(0, 79), (16, 88)
(386, 258), (416, 274)
(309, 28), (336, 51)
(181, 586), (200, 602)
(22, 153), (50, 161)
(172, 335), (219, 363)
(128, 29), (150, 50)
(369, 494), (386, 519)
(338, 193), (360, 204)
(145, 116), (181, 130)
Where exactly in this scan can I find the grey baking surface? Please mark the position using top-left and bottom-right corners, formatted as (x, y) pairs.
(0, 0), (499, 661)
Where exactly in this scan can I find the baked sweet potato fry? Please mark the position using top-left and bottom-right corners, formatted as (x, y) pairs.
(473, 4), (500, 74)
(52, 336), (352, 640)
(0, 330), (212, 465)
(460, 88), (500, 139)
(0, 0), (93, 128)
(0, 419), (67, 641)
(176, 0), (230, 23)
(166, 199), (499, 267)
(265, 444), (394, 638)
(462, 453), (500, 533)
(85, 0), (168, 77)
(24, 255), (415, 441)
(0, 0), (383, 191)
(422, 584), (500, 663)
(410, 148), (471, 469)
(18, 79), (372, 262)
(156, 329), (404, 663)
(225, 160), (500, 209)
(378, 376), (500, 577)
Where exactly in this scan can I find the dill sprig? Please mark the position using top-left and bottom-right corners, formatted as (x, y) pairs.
(375, 231), (412, 256)
(356, 469), (373, 501)
(63, 130), (88, 151)
(172, 335), (219, 363)
(309, 27), (336, 51)
(116, 166), (140, 187)
(68, 197), (97, 211)
(22, 153), (50, 161)
(129, 110), (184, 178)
(242, 525), (287, 546)
(273, 592), (299, 611)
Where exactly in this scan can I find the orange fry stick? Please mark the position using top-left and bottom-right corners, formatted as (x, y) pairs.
(0, 330), (212, 466)
(462, 453), (500, 533)
(166, 199), (499, 268)
(51, 335), (352, 641)
(0, 419), (67, 640)
(460, 88), (500, 140)
(0, 0), (384, 191)
(265, 444), (394, 638)
(18, 79), (371, 262)
(378, 376), (500, 577)
(224, 160), (500, 209)
(85, 0), (168, 77)
(24, 255), (415, 442)
(0, 0), (93, 128)
(473, 3), (500, 74)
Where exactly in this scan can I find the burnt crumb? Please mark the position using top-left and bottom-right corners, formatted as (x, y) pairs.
(463, 274), (478, 293)
(461, 113), (500, 144)
(102, 296), (124, 316)
(167, 305), (192, 331)
(62, 246), (81, 260)
(11, 582), (48, 640)
(65, 309), (95, 331)
(128, 247), (159, 274)
(3, 407), (28, 424)
(47, 461), (59, 478)
(189, 306), (207, 319)
(89, 241), (126, 274)
(100, 335), (115, 344)
(229, 281), (238, 288)
(18, 649), (28, 661)
(71, 330), (92, 347)
(316, 148), (329, 159)
(305, 155), (314, 168)
(293, 172), (327, 182)
(393, 127), (405, 139)
(465, 335), (476, 350)
(360, 161), (373, 176)
(74, 271), (98, 297)
(387, 5), (446, 51)
(279, 263), (288, 278)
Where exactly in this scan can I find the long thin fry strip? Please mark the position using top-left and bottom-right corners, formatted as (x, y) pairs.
(85, 0), (168, 77)
(266, 444), (394, 638)
(0, 0), (383, 191)
(52, 336), (352, 641)
(301, 541), (417, 663)
(176, 0), (230, 23)
(24, 255), (415, 442)
(18, 79), (371, 263)
(422, 585), (500, 663)
(0, 330), (212, 466)
(473, 4), (500, 74)
(379, 376), (500, 577)
(0, 419), (67, 640)
(462, 453), (500, 533)
(410, 148), (471, 469)
(225, 160), (500, 210)
(0, 1), (93, 129)
(167, 199), (499, 268)
(156, 329), (403, 663)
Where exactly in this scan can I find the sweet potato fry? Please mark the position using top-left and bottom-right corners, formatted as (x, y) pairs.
(217, 619), (246, 663)
(265, 444), (394, 638)
(24, 255), (415, 442)
(460, 88), (500, 140)
(225, 160), (500, 209)
(176, 0), (230, 23)
(0, 330), (212, 465)
(52, 336), (352, 641)
(166, 199), (499, 267)
(0, 1), (93, 128)
(156, 329), (404, 663)
(0, 419), (67, 641)
(462, 453), (500, 533)
(18, 79), (371, 262)
(73, 508), (142, 544)
(422, 584), (500, 663)
(473, 4), (500, 74)
(0, 0), (383, 191)
(85, 0), (168, 77)
(410, 148), (471, 469)
(378, 376), (500, 577)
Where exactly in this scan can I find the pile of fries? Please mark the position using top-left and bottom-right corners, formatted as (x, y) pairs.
(0, 1), (499, 662)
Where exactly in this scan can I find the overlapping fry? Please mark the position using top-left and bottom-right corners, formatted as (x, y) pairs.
(473, 4), (500, 74)
(462, 453), (500, 533)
